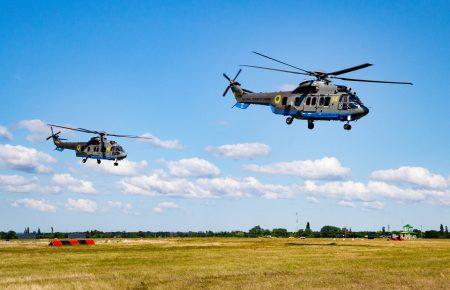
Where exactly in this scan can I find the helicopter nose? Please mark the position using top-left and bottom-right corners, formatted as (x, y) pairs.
(362, 105), (369, 116)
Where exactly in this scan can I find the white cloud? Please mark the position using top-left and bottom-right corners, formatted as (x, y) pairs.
(244, 157), (350, 180)
(306, 196), (319, 203)
(370, 166), (447, 189)
(17, 119), (75, 142)
(300, 180), (370, 201)
(0, 144), (56, 173)
(119, 172), (295, 199)
(206, 143), (271, 159)
(52, 173), (97, 194)
(153, 201), (180, 213)
(279, 84), (298, 91)
(337, 200), (356, 208)
(12, 198), (56, 212)
(0, 125), (12, 140)
(165, 158), (220, 178)
(106, 200), (133, 214)
(140, 133), (183, 150)
(65, 198), (97, 213)
(85, 159), (148, 176)
(0, 174), (59, 193)
(362, 200), (385, 210)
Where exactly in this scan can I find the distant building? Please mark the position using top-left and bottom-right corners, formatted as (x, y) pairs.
(400, 224), (416, 240)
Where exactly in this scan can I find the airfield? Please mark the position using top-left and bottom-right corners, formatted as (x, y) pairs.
(0, 238), (449, 289)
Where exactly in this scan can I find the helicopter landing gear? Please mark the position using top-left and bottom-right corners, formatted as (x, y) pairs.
(307, 120), (314, 130)
(82, 158), (87, 164)
(286, 116), (294, 125)
(344, 123), (352, 130)
(114, 160), (118, 166)
(97, 159), (101, 164)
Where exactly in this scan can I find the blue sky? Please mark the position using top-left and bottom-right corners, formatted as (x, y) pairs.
(0, 0), (449, 233)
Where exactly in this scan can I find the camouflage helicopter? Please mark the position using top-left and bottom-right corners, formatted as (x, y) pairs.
(46, 124), (151, 166)
(222, 52), (412, 130)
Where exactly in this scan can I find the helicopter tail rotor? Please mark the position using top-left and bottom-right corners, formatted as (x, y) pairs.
(222, 69), (253, 97)
(46, 127), (66, 142)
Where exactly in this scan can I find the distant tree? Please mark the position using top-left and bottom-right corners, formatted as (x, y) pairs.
(249, 226), (264, 237)
(271, 228), (288, 237)
(445, 226), (448, 237)
(37, 228), (41, 235)
(440, 224), (444, 235)
(382, 226), (386, 234)
(304, 222), (312, 237)
(296, 229), (305, 237)
(0, 231), (18, 240)
(320, 226), (342, 238)
(424, 230), (440, 238)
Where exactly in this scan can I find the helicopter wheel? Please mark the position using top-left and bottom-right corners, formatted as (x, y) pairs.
(97, 159), (101, 164)
(82, 158), (87, 164)
(344, 123), (352, 130)
(307, 121), (314, 130)
(114, 162), (118, 166)
(286, 117), (294, 125)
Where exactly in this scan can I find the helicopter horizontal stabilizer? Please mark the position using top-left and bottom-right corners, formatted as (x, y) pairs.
(232, 102), (250, 109)
(55, 147), (64, 152)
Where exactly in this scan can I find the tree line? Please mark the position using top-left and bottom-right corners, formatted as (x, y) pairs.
(1, 223), (449, 240)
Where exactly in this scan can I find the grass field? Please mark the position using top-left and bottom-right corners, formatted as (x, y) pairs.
(0, 238), (449, 289)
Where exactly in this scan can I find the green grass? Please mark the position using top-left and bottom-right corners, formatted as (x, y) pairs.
(1, 238), (449, 289)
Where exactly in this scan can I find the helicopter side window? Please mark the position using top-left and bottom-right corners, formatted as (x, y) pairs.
(311, 97), (317, 106)
(319, 97), (324, 106)
(294, 97), (301, 106)
(281, 97), (287, 106)
(324, 97), (331, 106)
(306, 97), (311, 106)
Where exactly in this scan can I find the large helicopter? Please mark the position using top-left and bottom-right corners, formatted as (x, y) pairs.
(46, 124), (151, 166)
(223, 52), (412, 130)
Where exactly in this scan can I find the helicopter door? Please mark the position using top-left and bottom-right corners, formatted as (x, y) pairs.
(304, 96), (316, 112)
(338, 94), (349, 110)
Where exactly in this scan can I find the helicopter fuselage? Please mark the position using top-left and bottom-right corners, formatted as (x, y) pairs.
(231, 80), (369, 128)
(52, 137), (127, 161)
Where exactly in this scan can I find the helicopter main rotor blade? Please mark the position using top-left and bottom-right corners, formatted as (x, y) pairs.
(252, 51), (314, 75)
(106, 133), (153, 139)
(240, 65), (309, 76)
(327, 63), (373, 76)
(47, 124), (100, 134)
(223, 85), (231, 97)
(330, 76), (413, 85)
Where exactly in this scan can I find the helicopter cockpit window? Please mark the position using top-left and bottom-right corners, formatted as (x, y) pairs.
(349, 103), (359, 109)
(306, 97), (311, 105)
(281, 97), (287, 106)
(324, 97), (331, 106)
(311, 97), (317, 106)
(319, 97), (324, 106)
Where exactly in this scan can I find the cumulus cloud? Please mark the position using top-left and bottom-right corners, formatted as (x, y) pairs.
(12, 198), (56, 212)
(165, 158), (220, 178)
(105, 200), (133, 214)
(65, 198), (97, 213)
(52, 173), (97, 194)
(153, 201), (179, 213)
(370, 166), (448, 189)
(301, 180), (370, 201)
(140, 133), (183, 150)
(0, 174), (59, 193)
(205, 143), (271, 159)
(279, 84), (298, 91)
(362, 200), (385, 210)
(17, 119), (76, 142)
(306, 196), (319, 204)
(0, 125), (13, 140)
(16, 119), (51, 142)
(85, 159), (148, 176)
(244, 157), (350, 180)
(337, 200), (356, 208)
(0, 144), (56, 173)
(118, 172), (295, 199)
